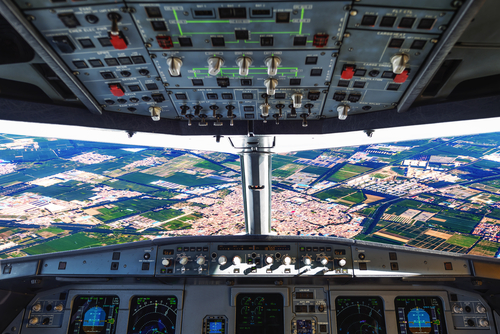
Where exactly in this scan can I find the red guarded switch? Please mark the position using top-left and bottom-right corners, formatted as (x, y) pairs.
(394, 69), (409, 83)
(156, 35), (173, 49)
(341, 65), (355, 80)
(110, 32), (128, 50)
(313, 34), (329, 48)
(109, 84), (125, 97)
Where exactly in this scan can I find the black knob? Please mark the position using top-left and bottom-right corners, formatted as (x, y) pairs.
(144, 253), (151, 260)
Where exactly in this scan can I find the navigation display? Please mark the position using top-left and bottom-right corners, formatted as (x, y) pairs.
(236, 293), (284, 334)
(395, 297), (447, 334)
(68, 295), (119, 334)
(127, 296), (177, 334)
(336, 296), (386, 334)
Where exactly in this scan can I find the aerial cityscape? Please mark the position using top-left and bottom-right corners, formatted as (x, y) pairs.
(0, 132), (500, 259)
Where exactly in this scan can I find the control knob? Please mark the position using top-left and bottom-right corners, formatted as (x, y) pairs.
(233, 256), (242, 265)
(196, 256), (206, 265)
(54, 304), (64, 312)
(29, 317), (39, 325)
(208, 57), (224, 76)
(476, 304), (486, 313)
(218, 255), (227, 265)
(179, 256), (189, 266)
(291, 93), (303, 108)
(453, 304), (463, 313)
(265, 256), (273, 265)
(283, 256), (292, 265)
(320, 257), (328, 266)
(167, 57), (183, 76)
(264, 78), (278, 96)
(478, 319), (489, 327)
(264, 56), (281, 76)
(390, 54), (410, 74)
(162, 259), (171, 267)
(236, 56), (253, 76)
(303, 256), (312, 265)
(338, 259), (347, 267)
(32, 303), (42, 312)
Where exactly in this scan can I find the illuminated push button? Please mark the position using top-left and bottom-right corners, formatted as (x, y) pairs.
(54, 304), (64, 312)
(167, 57), (183, 76)
(390, 54), (410, 74)
(265, 256), (273, 265)
(478, 319), (489, 327)
(477, 304), (486, 313)
(320, 257), (328, 266)
(338, 259), (347, 267)
(208, 57), (224, 76)
(264, 56), (281, 76)
(283, 256), (292, 265)
(32, 303), (42, 312)
(218, 255), (227, 265)
(179, 256), (189, 266)
(162, 259), (171, 267)
(233, 256), (242, 265)
(196, 256), (206, 265)
(303, 256), (312, 265)
(29, 317), (39, 325)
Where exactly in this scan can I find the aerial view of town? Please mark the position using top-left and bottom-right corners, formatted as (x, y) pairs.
(0, 132), (500, 259)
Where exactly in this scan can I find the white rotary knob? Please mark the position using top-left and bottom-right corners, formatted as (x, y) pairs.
(233, 256), (242, 265)
(283, 256), (292, 265)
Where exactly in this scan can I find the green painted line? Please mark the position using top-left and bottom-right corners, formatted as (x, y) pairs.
(299, 8), (304, 35)
(244, 40), (259, 43)
(188, 32), (234, 35)
(173, 42), (180, 44)
(173, 10), (183, 35)
(306, 41), (313, 43)
(251, 31), (299, 34)
(186, 20), (230, 23)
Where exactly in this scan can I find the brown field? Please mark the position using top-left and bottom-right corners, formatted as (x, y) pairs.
(425, 230), (452, 239)
(364, 194), (385, 204)
(374, 231), (410, 243)
(84, 208), (102, 215)
(430, 217), (447, 222)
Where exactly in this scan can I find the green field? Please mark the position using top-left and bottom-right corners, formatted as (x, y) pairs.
(37, 227), (64, 234)
(328, 164), (372, 182)
(386, 200), (441, 215)
(429, 214), (479, 233)
(24, 233), (100, 255)
(446, 234), (480, 248)
(142, 208), (184, 222)
(164, 172), (228, 187)
(96, 197), (174, 222)
(293, 150), (323, 160)
(273, 169), (296, 178)
(104, 180), (158, 193)
(301, 166), (329, 175)
(470, 240), (500, 257)
(272, 155), (299, 169)
(29, 181), (96, 201)
(119, 172), (170, 185)
(315, 187), (354, 200)
(342, 191), (366, 204)
(194, 160), (224, 171)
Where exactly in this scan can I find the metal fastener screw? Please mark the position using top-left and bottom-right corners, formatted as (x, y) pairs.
(145, 43), (152, 48)
(151, 54), (157, 59)
(123, 27), (128, 31)
(155, 77), (161, 81)
(50, 9), (56, 13)
(162, 53), (167, 56)
(344, 5), (352, 11)
(205, 39), (209, 43)
(438, 25), (447, 31)
(452, 1), (463, 7)
(415, 52), (421, 56)
(73, 71), (79, 75)
(431, 39), (438, 43)
(320, 52), (325, 56)
(344, 32), (351, 38)
(183, 11), (189, 16)
(164, 83), (169, 87)
(26, 15), (35, 21)
(332, 53), (338, 57)
(293, 10), (298, 15)
(348, 47), (353, 51)
(350, 10), (358, 16)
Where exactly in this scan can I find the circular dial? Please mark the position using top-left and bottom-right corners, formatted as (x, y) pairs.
(128, 296), (177, 334)
(218, 255), (227, 265)
(338, 259), (347, 267)
(196, 256), (205, 265)
(265, 256), (273, 265)
(303, 256), (312, 265)
(233, 256), (242, 265)
(336, 297), (386, 334)
(179, 256), (188, 266)
(283, 256), (292, 265)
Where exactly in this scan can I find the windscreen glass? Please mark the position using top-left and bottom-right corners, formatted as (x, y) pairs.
(0, 133), (498, 259)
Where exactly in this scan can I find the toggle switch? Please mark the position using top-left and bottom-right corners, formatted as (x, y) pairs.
(236, 56), (253, 76)
(149, 106), (161, 121)
(208, 57), (224, 76)
(394, 69), (409, 83)
(109, 84), (125, 97)
(390, 54), (410, 74)
(260, 103), (270, 117)
(337, 105), (350, 120)
(264, 56), (281, 76)
(167, 57), (183, 76)
(108, 13), (127, 50)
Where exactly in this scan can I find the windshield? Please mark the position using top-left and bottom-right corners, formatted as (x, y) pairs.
(0, 132), (499, 259)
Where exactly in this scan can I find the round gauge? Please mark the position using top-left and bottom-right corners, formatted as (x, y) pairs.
(127, 296), (178, 334)
(335, 297), (386, 334)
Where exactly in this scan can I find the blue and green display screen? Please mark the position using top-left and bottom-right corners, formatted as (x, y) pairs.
(395, 297), (447, 334)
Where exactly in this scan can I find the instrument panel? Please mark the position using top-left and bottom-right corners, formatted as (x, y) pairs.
(20, 286), (495, 334)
